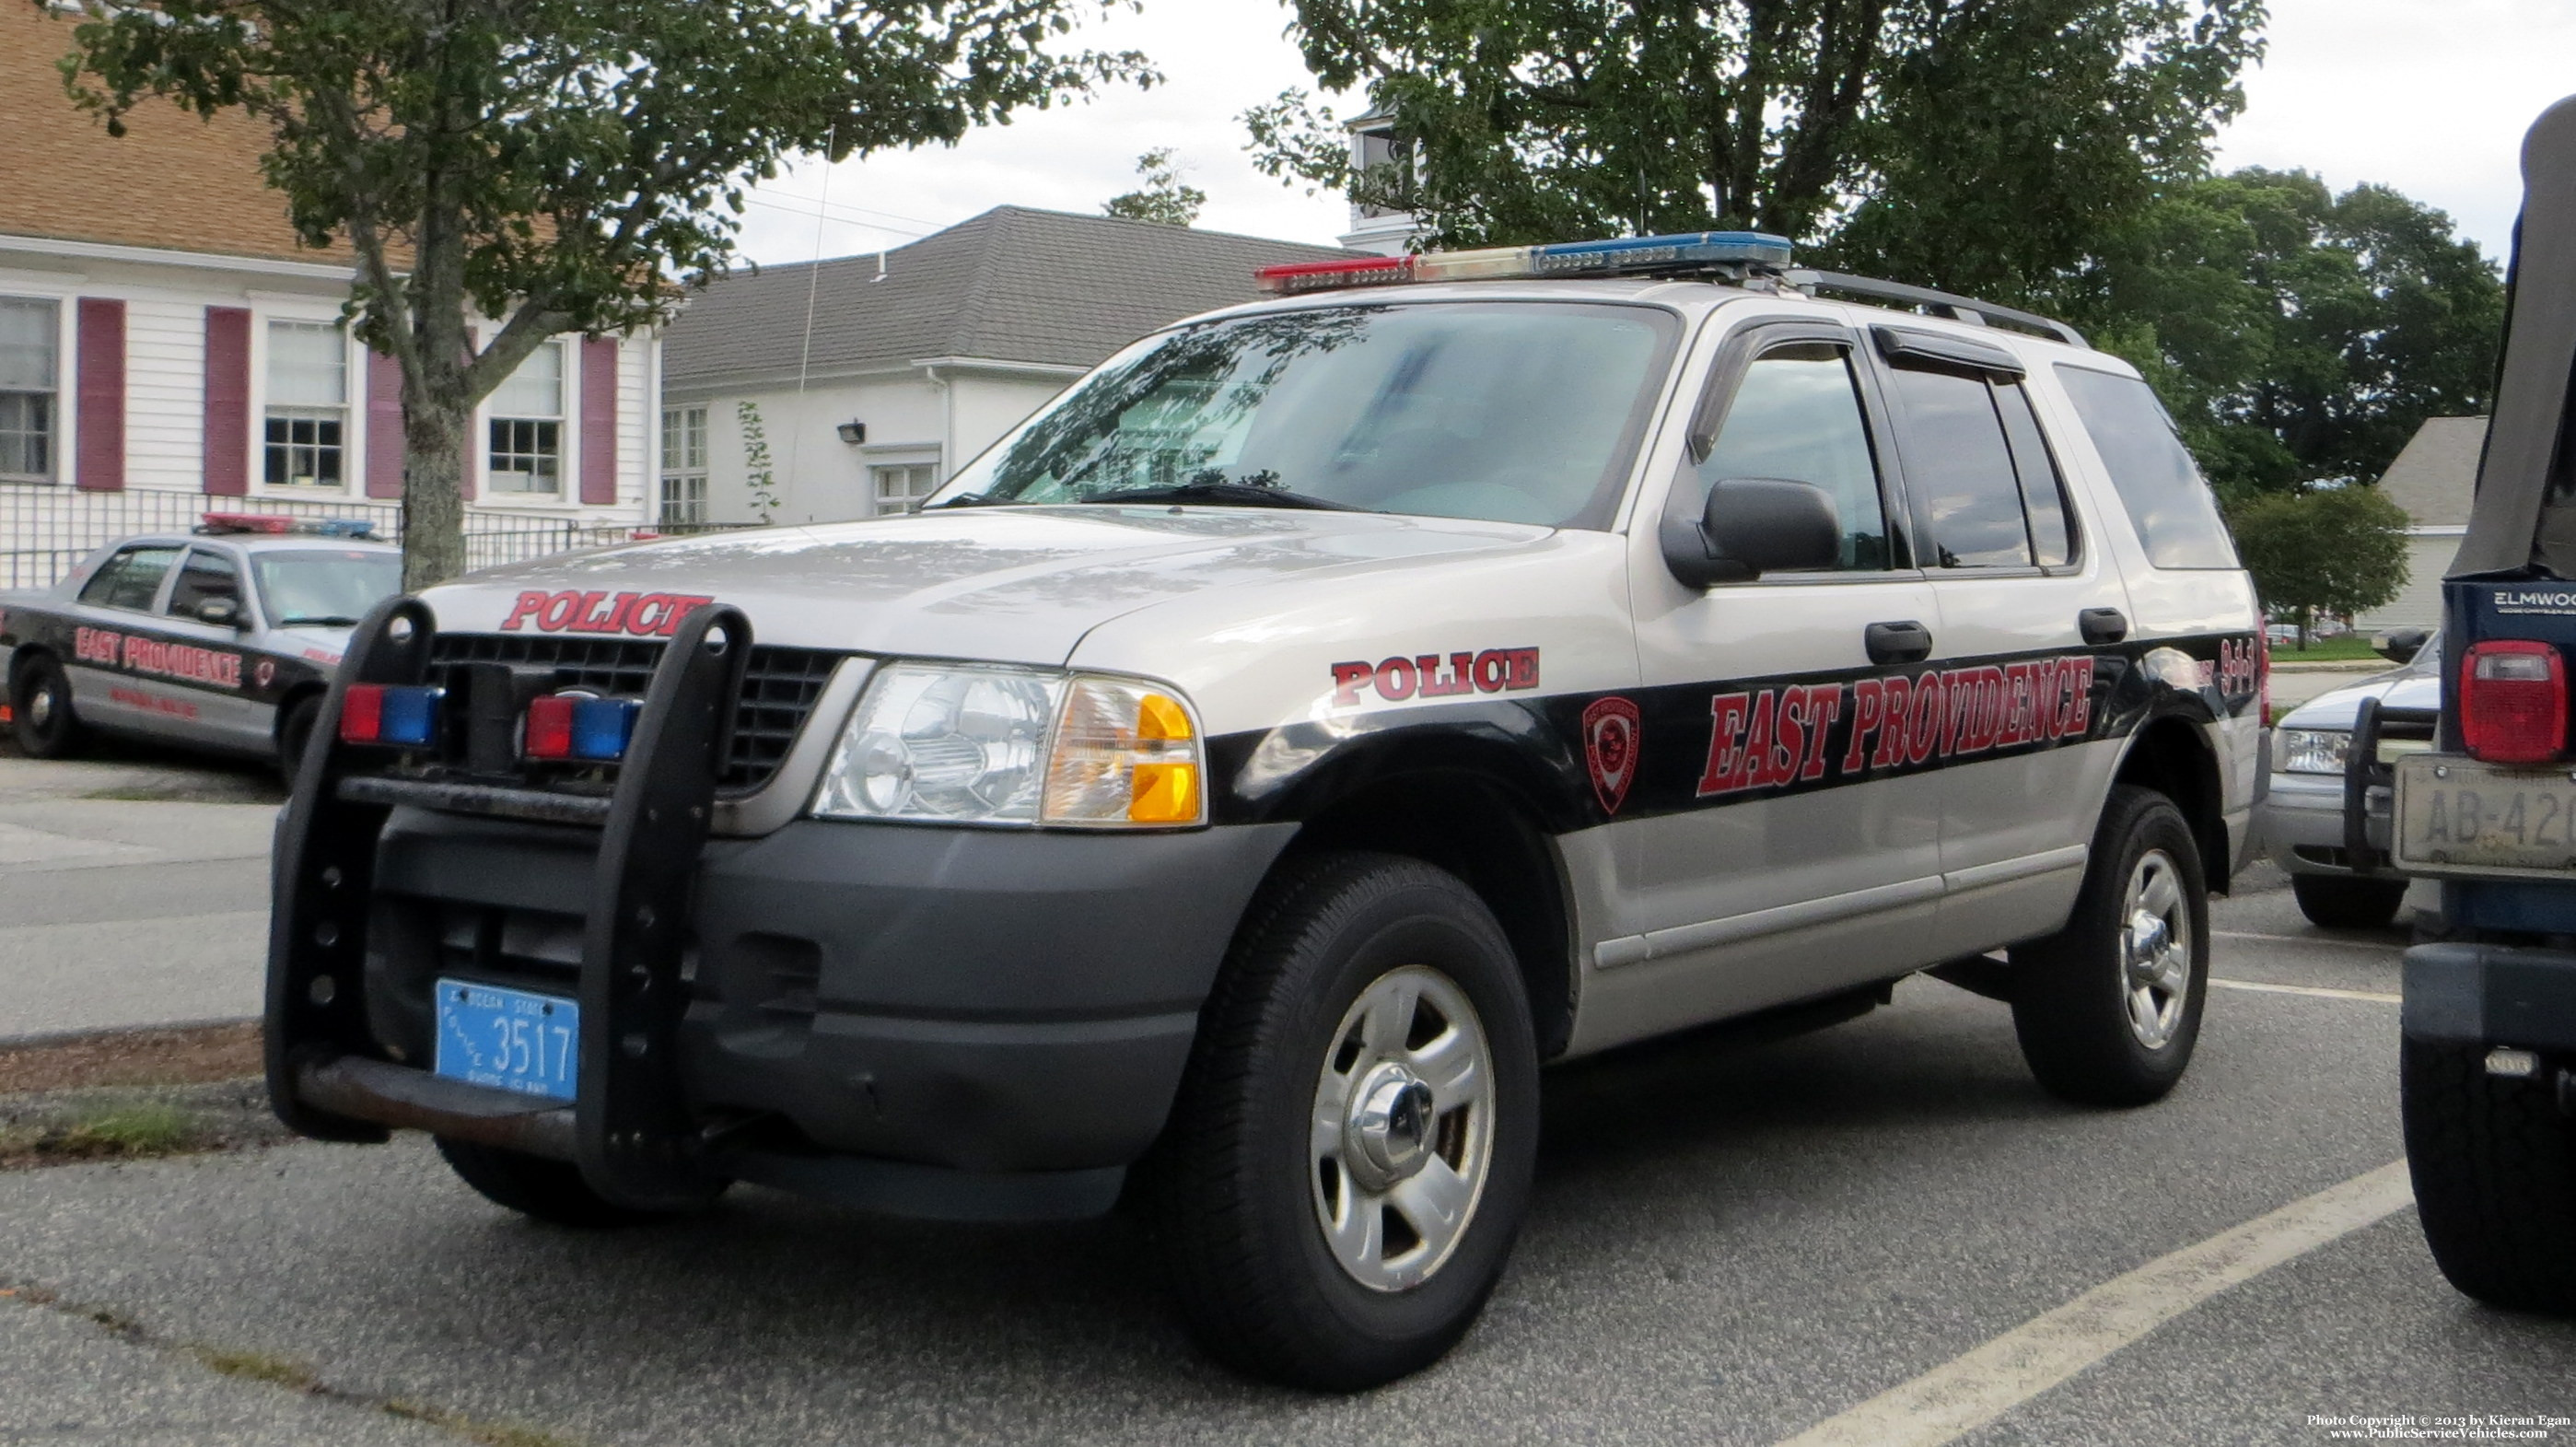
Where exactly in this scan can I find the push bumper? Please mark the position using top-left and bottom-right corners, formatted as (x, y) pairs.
(2403, 942), (2576, 1054)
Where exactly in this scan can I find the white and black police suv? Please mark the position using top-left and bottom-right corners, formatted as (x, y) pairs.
(267, 232), (2263, 1389)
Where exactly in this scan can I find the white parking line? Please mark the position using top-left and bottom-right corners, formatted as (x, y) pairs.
(2209, 977), (2402, 1005)
(2214, 929), (2403, 951)
(1768, 1161), (2416, 1447)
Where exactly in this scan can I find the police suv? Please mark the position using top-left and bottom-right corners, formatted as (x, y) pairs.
(2, 517), (401, 774)
(267, 234), (2263, 1389)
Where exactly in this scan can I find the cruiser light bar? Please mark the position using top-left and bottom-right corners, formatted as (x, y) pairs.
(1255, 230), (1794, 296)
(200, 513), (379, 539)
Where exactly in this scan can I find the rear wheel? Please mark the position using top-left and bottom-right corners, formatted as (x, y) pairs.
(9, 654), (82, 759)
(2401, 1038), (2576, 1313)
(2011, 785), (2209, 1106)
(274, 694), (322, 784)
(2290, 874), (2407, 931)
(434, 1137), (723, 1229)
(1151, 853), (1540, 1390)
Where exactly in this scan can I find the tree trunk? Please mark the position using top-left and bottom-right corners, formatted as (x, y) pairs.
(400, 392), (471, 591)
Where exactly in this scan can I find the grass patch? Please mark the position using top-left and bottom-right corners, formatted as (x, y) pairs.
(192, 1346), (322, 1392)
(0, 1100), (207, 1167)
(2272, 636), (2394, 663)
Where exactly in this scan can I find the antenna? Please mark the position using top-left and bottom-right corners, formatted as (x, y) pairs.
(786, 124), (836, 524)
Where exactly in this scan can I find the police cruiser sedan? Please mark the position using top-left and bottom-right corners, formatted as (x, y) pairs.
(266, 233), (2263, 1389)
(1, 516), (402, 774)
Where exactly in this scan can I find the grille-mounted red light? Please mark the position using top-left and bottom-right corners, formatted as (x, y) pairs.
(2460, 639), (2567, 764)
(338, 683), (443, 747)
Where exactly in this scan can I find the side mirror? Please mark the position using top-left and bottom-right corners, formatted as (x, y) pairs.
(195, 597), (243, 628)
(2373, 626), (2429, 663)
(1662, 477), (1843, 588)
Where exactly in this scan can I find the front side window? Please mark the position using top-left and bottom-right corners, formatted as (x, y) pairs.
(2055, 364), (2238, 569)
(166, 548), (243, 621)
(77, 544), (181, 612)
(939, 302), (1681, 530)
(252, 549), (403, 628)
(1887, 364), (2031, 568)
(1696, 343), (1891, 571)
(659, 405), (706, 524)
(872, 462), (937, 516)
(0, 297), (59, 484)
(488, 343), (564, 495)
(264, 321), (347, 488)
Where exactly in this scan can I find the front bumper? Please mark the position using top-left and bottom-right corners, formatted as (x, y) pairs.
(2404, 942), (2576, 1055)
(359, 810), (1296, 1178)
(2259, 769), (2386, 877)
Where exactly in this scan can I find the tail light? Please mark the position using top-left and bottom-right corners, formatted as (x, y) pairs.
(522, 694), (642, 763)
(339, 683), (445, 748)
(2460, 640), (2568, 764)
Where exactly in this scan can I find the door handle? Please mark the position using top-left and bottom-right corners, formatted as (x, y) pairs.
(2078, 608), (2129, 646)
(1865, 620), (1934, 665)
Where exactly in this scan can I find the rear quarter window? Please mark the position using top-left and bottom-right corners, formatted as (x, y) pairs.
(2054, 365), (2239, 570)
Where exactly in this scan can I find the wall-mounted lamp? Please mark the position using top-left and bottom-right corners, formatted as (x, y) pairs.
(834, 421), (867, 445)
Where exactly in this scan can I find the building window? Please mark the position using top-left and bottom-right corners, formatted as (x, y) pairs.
(872, 461), (936, 516)
(659, 405), (707, 524)
(0, 298), (59, 484)
(263, 321), (347, 488)
(487, 341), (564, 495)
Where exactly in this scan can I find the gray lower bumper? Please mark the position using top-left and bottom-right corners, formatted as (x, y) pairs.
(2403, 942), (2576, 1053)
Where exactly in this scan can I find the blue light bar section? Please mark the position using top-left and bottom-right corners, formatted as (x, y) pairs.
(569, 698), (641, 762)
(1530, 230), (1793, 276)
(379, 685), (444, 748)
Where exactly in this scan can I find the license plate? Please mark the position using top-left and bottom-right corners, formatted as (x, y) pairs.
(434, 978), (578, 1102)
(2394, 754), (2576, 878)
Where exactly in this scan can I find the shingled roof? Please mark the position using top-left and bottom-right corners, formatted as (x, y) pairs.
(2375, 415), (2489, 528)
(662, 205), (1352, 390)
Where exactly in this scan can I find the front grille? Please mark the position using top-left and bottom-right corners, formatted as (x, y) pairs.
(426, 634), (845, 793)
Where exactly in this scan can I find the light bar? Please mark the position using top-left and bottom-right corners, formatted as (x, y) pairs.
(1255, 230), (1793, 295)
(340, 683), (444, 748)
(199, 513), (380, 539)
(523, 694), (642, 763)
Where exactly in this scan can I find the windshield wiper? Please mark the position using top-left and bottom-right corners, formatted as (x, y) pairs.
(927, 490), (1011, 509)
(277, 614), (364, 627)
(1077, 474), (1367, 513)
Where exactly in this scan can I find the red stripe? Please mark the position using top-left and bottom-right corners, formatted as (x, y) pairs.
(579, 337), (617, 506)
(201, 307), (250, 496)
(75, 298), (124, 492)
(365, 348), (404, 497)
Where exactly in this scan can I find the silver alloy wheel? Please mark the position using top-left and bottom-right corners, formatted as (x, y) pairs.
(2121, 848), (2193, 1050)
(27, 680), (53, 729)
(1309, 963), (1495, 1292)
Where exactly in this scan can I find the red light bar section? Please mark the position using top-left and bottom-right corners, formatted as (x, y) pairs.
(339, 683), (385, 743)
(202, 512), (292, 533)
(1253, 256), (1413, 296)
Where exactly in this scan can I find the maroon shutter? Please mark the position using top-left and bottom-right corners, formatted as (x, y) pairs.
(578, 337), (617, 506)
(75, 298), (125, 492)
(201, 306), (251, 496)
(365, 348), (404, 497)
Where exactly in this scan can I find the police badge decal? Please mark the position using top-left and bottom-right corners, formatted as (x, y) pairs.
(1582, 695), (1641, 815)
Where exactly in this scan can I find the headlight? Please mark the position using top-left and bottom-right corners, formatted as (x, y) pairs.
(2279, 728), (2352, 775)
(812, 663), (1206, 828)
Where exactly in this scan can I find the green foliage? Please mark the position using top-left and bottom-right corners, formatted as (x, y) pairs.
(2228, 484), (2410, 636)
(51, 0), (1148, 583)
(1104, 147), (1206, 227)
(1245, 0), (2262, 272)
(735, 401), (779, 524)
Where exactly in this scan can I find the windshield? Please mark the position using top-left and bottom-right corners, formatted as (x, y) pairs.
(935, 301), (1681, 529)
(253, 550), (402, 627)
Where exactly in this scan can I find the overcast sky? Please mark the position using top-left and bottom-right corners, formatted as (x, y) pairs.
(733, 0), (2576, 268)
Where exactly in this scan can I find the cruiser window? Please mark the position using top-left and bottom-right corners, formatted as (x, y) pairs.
(1696, 343), (1891, 571)
(937, 302), (1681, 531)
(1886, 363), (2032, 568)
(166, 548), (243, 620)
(78, 545), (181, 613)
(2056, 364), (2237, 569)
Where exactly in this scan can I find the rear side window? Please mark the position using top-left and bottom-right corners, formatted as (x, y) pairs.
(76, 545), (181, 612)
(1884, 365), (2030, 567)
(1995, 383), (2075, 567)
(2055, 365), (2238, 569)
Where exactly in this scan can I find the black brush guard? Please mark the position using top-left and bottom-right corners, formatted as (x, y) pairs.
(2338, 695), (2442, 876)
(266, 594), (751, 1211)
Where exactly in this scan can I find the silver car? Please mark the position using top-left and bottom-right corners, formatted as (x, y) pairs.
(0, 520), (402, 774)
(2258, 625), (2440, 927)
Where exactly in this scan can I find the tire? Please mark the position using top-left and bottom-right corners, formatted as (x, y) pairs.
(1150, 852), (1541, 1390)
(2291, 874), (2407, 931)
(2401, 1038), (2576, 1313)
(2010, 785), (2210, 1107)
(434, 1137), (722, 1229)
(9, 654), (83, 759)
(274, 694), (322, 784)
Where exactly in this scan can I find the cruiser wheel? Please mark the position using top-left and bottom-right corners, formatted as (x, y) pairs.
(2011, 785), (2209, 1106)
(1153, 852), (1538, 1391)
(10, 654), (83, 760)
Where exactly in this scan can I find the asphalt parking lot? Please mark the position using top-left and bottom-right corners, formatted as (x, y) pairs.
(2, 746), (2571, 1446)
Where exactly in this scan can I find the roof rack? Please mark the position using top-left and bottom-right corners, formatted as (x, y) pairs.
(1785, 270), (2087, 349)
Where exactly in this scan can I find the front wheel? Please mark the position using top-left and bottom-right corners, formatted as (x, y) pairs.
(275, 694), (322, 784)
(2401, 1038), (2576, 1313)
(10, 655), (83, 759)
(1151, 853), (1540, 1390)
(2290, 874), (2407, 931)
(2011, 785), (2210, 1106)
